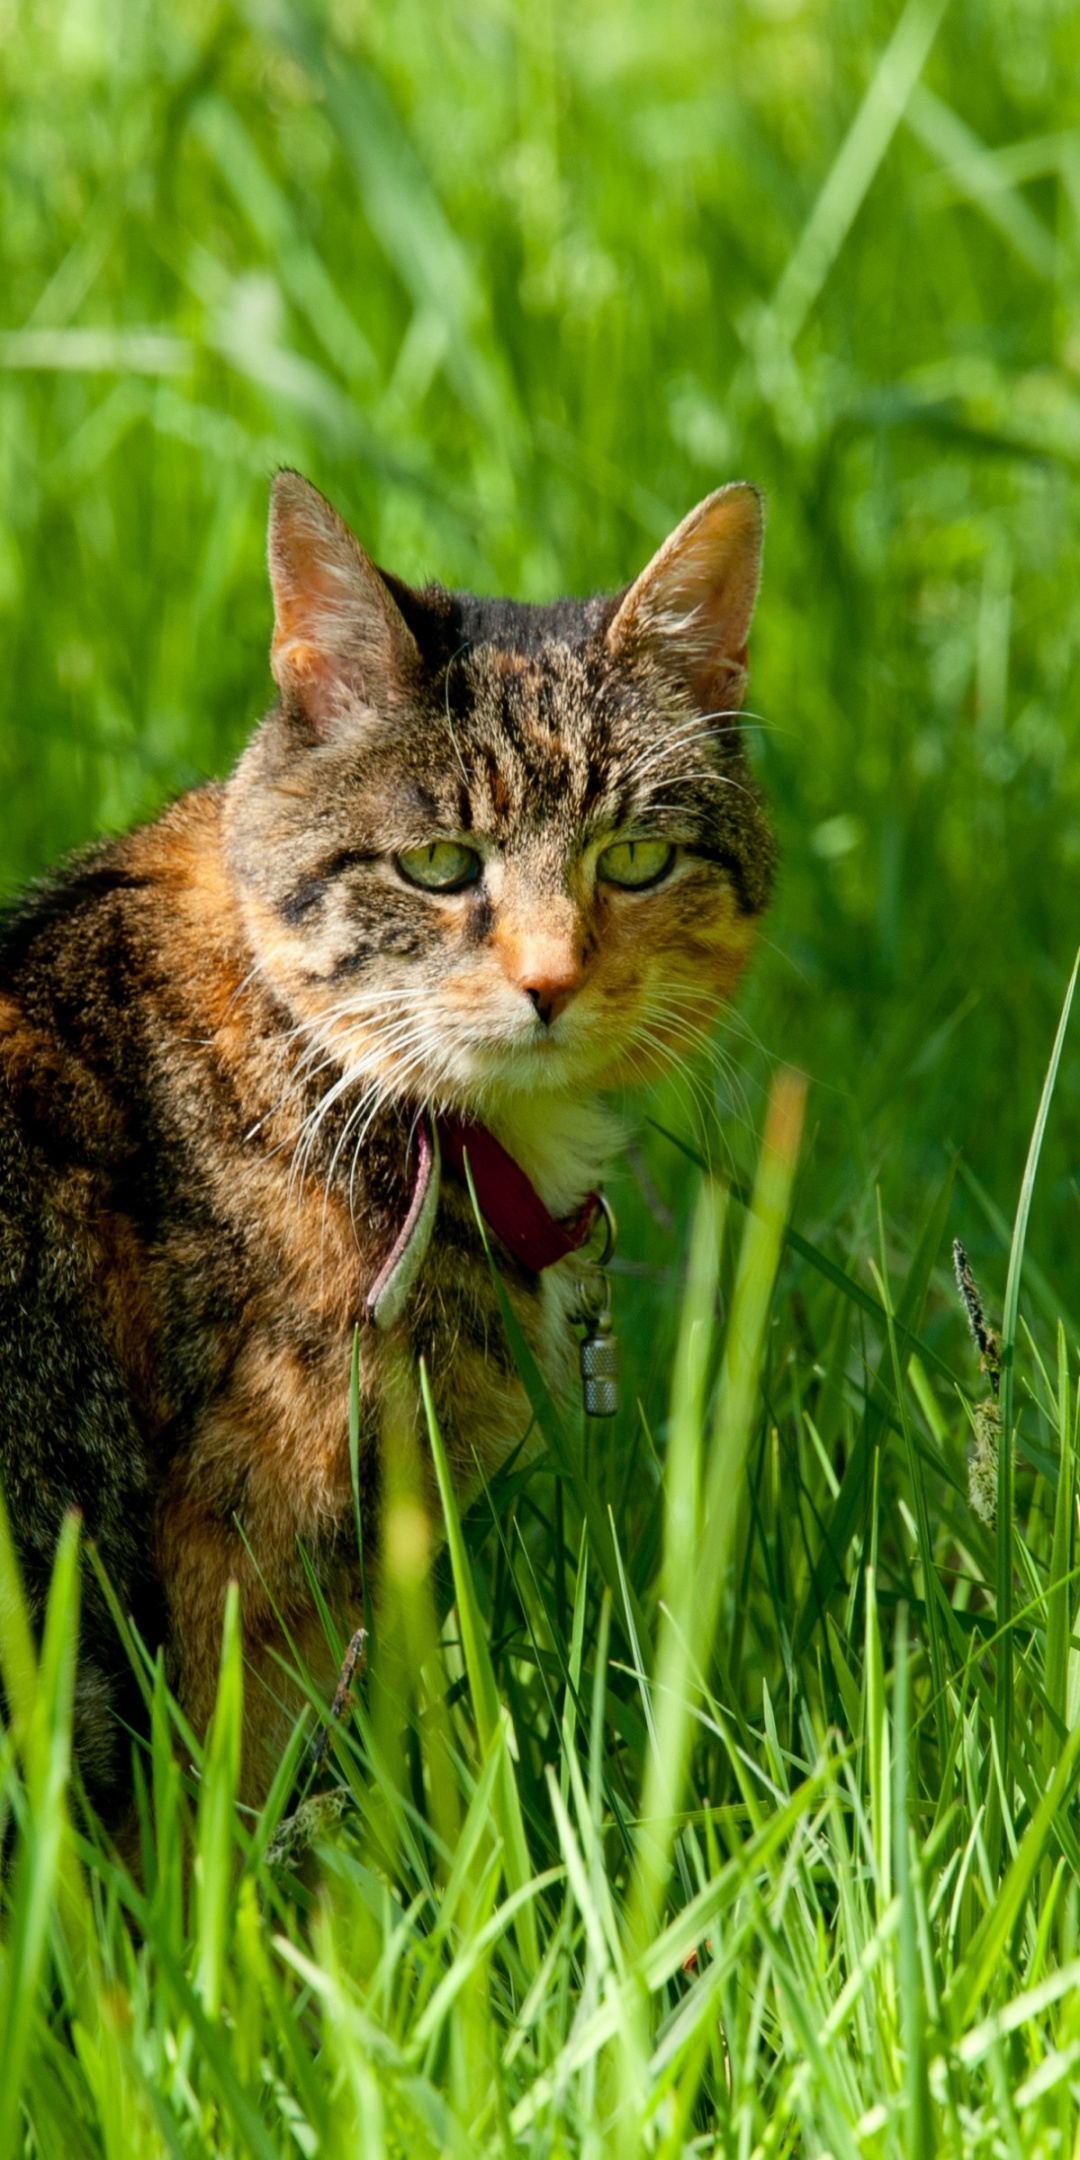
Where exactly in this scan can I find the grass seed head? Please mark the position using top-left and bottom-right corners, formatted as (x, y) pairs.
(953, 1238), (1001, 1395)
(968, 1398), (1002, 1526)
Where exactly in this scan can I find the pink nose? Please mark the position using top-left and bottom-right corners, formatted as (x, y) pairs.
(498, 926), (584, 1025)
(523, 977), (577, 1026)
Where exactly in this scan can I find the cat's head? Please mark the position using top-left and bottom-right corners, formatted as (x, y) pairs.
(226, 470), (774, 1118)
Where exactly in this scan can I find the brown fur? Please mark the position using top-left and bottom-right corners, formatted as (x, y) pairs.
(0, 472), (774, 1815)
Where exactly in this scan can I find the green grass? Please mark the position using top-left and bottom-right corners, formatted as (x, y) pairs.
(5, 0), (1080, 2149)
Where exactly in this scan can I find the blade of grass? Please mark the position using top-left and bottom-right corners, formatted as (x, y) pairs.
(420, 1358), (538, 1969)
(195, 1580), (243, 2020)
(0, 1510), (81, 2160)
(994, 948), (1080, 1844)
(632, 1080), (801, 1945)
(461, 1150), (653, 1659)
(1044, 1321), (1074, 1777)
(759, 0), (949, 346)
(894, 1603), (935, 2156)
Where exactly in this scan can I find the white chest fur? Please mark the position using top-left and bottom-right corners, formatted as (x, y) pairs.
(485, 1091), (622, 1412)
(484, 1093), (623, 1219)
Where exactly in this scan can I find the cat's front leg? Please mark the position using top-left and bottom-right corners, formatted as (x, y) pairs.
(156, 1328), (375, 1805)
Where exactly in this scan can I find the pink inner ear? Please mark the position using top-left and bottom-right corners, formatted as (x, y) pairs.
(270, 492), (363, 649)
(273, 541), (346, 637)
(270, 632), (333, 700)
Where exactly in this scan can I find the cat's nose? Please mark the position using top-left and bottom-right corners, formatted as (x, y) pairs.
(517, 955), (582, 1025)
(525, 981), (573, 1027)
(499, 925), (584, 1024)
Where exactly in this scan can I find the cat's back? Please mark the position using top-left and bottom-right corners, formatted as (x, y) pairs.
(0, 795), (243, 1573)
(0, 782), (377, 1481)
(0, 842), (173, 1730)
(0, 783), (234, 1084)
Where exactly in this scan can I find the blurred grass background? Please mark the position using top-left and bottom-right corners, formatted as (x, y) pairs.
(4, 0), (1080, 1312)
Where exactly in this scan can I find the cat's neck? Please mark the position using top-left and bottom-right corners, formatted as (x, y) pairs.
(481, 1091), (624, 1220)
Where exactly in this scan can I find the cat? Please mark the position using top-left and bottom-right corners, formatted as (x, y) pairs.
(0, 469), (773, 1817)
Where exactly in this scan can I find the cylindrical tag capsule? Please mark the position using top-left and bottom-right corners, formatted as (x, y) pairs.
(581, 1315), (618, 1418)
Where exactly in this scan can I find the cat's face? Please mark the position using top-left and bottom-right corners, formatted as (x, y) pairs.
(226, 473), (774, 1119)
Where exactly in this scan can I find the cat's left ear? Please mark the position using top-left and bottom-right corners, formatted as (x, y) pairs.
(605, 483), (763, 716)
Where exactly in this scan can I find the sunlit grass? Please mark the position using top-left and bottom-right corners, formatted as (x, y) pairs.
(2, 1030), (1080, 2152)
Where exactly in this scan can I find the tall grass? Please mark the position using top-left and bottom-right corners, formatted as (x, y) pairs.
(2, 1036), (1080, 2153)
(4, 0), (1080, 2149)
(4, 0), (1080, 1234)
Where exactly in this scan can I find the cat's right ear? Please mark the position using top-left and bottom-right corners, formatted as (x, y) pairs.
(605, 483), (763, 717)
(267, 471), (419, 735)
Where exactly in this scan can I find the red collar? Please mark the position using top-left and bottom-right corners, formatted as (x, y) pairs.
(437, 1112), (601, 1272)
(365, 1109), (601, 1329)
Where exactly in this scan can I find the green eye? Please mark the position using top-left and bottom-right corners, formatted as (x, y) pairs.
(597, 839), (676, 890)
(395, 840), (482, 893)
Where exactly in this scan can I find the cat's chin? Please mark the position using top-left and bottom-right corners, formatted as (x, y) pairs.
(447, 1034), (627, 1105)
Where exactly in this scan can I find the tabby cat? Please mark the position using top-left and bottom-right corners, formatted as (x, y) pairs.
(0, 470), (773, 1816)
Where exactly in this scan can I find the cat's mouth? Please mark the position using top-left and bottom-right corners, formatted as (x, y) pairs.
(444, 1005), (671, 1101)
(301, 967), (722, 1119)
(457, 1029), (600, 1093)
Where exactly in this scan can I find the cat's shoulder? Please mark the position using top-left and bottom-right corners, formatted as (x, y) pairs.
(0, 785), (227, 973)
